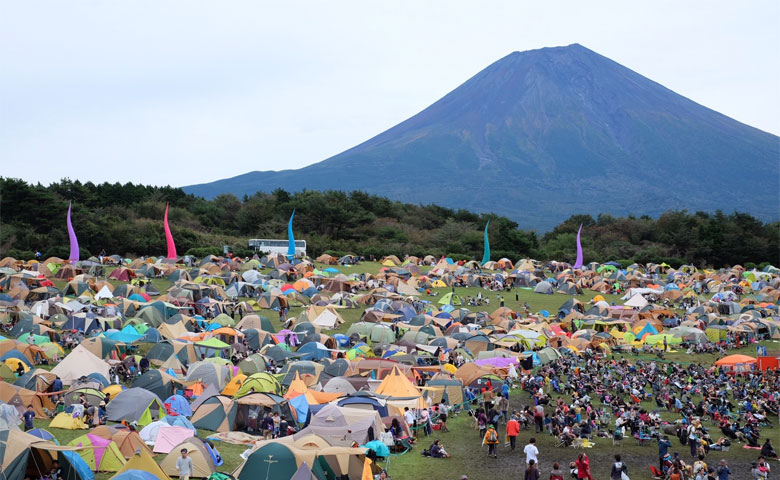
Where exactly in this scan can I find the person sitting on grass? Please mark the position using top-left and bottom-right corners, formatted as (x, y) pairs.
(430, 439), (450, 458)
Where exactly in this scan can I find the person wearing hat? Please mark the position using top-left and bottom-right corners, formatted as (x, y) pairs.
(483, 423), (499, 458)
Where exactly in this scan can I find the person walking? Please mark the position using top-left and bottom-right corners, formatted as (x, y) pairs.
(524, 459), (540, 480)
(175, 448), (193, 480)
(484, 423), (499, 458)
(506, 414), (520, 450)
(523, 437), (539, 466)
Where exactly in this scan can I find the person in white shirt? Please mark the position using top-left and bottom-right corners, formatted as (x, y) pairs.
(524, 437), (539, 465)
(404, 407), (417, 432)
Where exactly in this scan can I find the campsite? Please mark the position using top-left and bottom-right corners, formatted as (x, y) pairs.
(1, 243), (778, 480)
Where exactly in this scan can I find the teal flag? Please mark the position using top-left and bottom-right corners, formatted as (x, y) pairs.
(287, 210), (296, 258)
(481, 220), (490, 265)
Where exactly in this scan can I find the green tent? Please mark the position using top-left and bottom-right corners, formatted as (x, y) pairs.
(190, 395), (237, 432)
(438, 292), (462, 306)
(234, 372), (281, 397)
(234, 443), (298, 480)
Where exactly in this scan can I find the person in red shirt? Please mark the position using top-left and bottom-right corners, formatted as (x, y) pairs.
(576, 453), (593, 480)
(506, 413), (520, 450)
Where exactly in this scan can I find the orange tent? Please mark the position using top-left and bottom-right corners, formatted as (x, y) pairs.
(715, 354), (757, 366)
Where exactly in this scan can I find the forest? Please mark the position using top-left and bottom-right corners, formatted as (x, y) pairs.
(1, 178), (777, 268)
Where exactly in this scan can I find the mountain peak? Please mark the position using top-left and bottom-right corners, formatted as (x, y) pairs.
(185, 46), (779, 230)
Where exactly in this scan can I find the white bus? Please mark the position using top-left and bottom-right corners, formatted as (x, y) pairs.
(248, 239), (306, 257)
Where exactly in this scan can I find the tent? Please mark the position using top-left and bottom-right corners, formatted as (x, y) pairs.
(0, 381), (55, 419)
(190, 395), (237, 433)
(0, 428), (86, 480)
(233, 442), (299, 480)
(111, 470), (161, 480)
(533, 281), (554, 294)
(715, 354), (757, 373)
(185, 362), (230, 390)
(624, 294), (649, 308)
(159, 438), (216, 478)
(89, 426), (151, 460)
(164, 394), (193, 417)
(49, 411), (89, 430)
(111, 447), (170, 480)
(131, 370), (176, 401)
(234, 372), (282, 397)
(151, 426), (195, 454)
(51, 345), (111, 386)
(106, 388), (166, 426)
(67, 434), (126, 471)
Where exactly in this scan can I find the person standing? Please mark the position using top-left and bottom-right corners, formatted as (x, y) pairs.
(716, 459), (730, 480)
(575, 453), (592, 480)
(534, 403), (545, 433)
(22, 405), (35, 431)
(484, 423), (499, 458)
(658, 436), (673, 470)
(610, 454), (627, 480)
(506, 414), (520, 450)
(523, 437), (539, 466)
(175, 448), (193, 480)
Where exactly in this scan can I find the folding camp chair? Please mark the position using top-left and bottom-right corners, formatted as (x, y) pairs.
(648, 465), (664, 479)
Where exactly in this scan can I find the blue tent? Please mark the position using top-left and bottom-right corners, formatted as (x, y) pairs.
(86, 372), (110, 388)
(27, 428), (58, 443)
(362, 440), (390, 457)
(110, 470), (158, 480)
(164, 394), (193, 417)
(163, 414), (197, 432)
(141, 328), (162, 343)
(60, 451), (94, 480)
(296, 342), (330, 361)
(636, 323), (659, 339)
(0, 351), (33, 367)
(106, 326), (144, 343)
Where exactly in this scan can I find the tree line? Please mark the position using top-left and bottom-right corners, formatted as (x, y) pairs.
(1, 178), (777, 268)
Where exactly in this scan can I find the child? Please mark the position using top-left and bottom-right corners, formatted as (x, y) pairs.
(550, 462), (564, 480)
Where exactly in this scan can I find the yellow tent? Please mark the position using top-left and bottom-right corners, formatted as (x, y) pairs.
(381, 259), (395, 267)
(221, 374), (247, 397)
(111, 447), (170, 480)
(285, 372), (344, 405)
(374, 366), (422, 404)
(4, 358), (29, 373)
(49, 411), (88, 430)
(102, 384), (124, 397)
(431, 280), (446, 288)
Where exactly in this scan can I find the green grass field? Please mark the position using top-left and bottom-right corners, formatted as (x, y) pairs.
(26, 262), (780, 479)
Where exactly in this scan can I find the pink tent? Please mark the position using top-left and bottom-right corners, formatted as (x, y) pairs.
(86, 434), (111, 467)
(474, 357), (518, 368)
(152, 425), (195, 454)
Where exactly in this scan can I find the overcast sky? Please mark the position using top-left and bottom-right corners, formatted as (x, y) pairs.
(2, 1), (778, 187)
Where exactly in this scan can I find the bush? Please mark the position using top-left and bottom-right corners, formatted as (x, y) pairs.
(6, 249), (35, 261)
(44, 246), (91, 260)
(184, 246), (224, 258)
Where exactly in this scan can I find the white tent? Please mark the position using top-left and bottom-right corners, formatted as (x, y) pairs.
(624, 295), (649, 308)
(95, 285), (114, 300)
(51, 344), (111, 385)
(312, 309), (338, 329)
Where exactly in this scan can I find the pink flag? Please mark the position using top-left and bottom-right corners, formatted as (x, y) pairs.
(164, 203), (177, 259)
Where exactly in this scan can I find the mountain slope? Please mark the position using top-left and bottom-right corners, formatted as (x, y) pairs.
(185, 44), (779, 229)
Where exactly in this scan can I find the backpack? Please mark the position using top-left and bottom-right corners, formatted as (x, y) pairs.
(487, 429), (498, 443)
